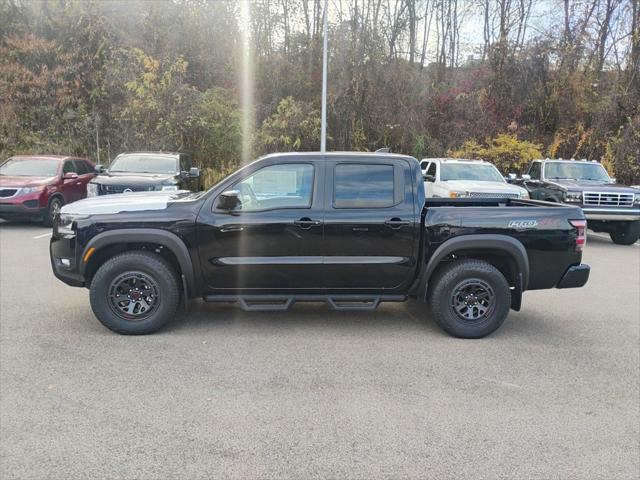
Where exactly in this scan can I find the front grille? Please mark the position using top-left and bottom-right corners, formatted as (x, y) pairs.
(0, 188), (18, 198)
(100, 185), (154, 195)
(468, 192), (520, 199)
(583, 191), (634, 207)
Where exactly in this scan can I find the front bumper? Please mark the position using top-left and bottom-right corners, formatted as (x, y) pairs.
(0, 202), (47, 219)
(50, 232), (85, 287)
(582, 207), (640, 222)
(556, 264), (590, 289)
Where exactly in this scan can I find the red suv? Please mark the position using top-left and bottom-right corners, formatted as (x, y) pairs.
(0, 155), (95, 226)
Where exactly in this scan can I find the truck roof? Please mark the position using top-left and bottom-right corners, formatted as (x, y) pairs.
(260, 151), (418, 162)
(421, 158), (485, 163)
(535, 158), (601, 164)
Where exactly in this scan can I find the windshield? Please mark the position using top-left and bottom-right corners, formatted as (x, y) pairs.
(440, 163), (505, 182)
(545, 162), (610, 181)
(109, 155), (178, 174)
(0, 158), (60, 177)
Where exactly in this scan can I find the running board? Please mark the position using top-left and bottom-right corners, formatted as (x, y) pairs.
(202, 294), (406, 311)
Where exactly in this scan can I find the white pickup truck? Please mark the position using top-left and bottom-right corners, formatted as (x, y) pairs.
(420, 158), (529, 199)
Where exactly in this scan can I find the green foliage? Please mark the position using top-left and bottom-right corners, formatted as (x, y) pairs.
(449, 134), (543, 173)
(255, 97), (321, 154)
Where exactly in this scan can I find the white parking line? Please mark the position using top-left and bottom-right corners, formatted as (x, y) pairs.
(32, 232), (52, 239)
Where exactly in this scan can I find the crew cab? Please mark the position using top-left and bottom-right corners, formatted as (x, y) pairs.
(420, 158), (529, 199)
(515, 159), (640, 245)
(87, 152), (200, 196)
(50, 152), (590, 338)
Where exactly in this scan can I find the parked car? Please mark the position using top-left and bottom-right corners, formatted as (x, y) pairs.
(51, 151), (590, 338)
(514, 158), (640, 245)
(0, 155), (95, 226)
(420, 158), (529, 199)
(88, 152), (200, 196)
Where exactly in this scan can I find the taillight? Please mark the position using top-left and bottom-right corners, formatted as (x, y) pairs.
(570, 219), (587, 252)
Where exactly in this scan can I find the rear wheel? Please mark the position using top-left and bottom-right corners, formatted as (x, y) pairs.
(428, 259), (511, 339)
(89, 251), (180, 334)
(43, 196), (62, 227)
(610, 221), (640, 245)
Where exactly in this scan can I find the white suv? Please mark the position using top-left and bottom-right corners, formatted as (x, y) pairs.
(420, 158), (529, 199)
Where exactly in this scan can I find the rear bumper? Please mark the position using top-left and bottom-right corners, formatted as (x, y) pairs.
(583, 207), (640, 222)
(556, 264), (590, 289)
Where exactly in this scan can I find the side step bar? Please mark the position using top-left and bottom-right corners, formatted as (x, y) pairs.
(202, 294), (406, 311)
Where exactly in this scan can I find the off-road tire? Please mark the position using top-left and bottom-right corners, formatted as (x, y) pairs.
(89, 251), (180, 334)
(609, 221), (640, 246)
(428, 259), (511, 339)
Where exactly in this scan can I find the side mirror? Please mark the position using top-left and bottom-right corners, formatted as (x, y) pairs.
(521, 174), (532, 181)
(63, 172), (78, 180)
(424, 174), (435, 182)
(94, 164), (105, 174)
(189, 167), (200, 178)
(218, 190), (241, 211)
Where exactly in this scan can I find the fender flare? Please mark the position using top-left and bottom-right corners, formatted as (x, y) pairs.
(414, 234), (530, 300)
(80, 228), (196, 295)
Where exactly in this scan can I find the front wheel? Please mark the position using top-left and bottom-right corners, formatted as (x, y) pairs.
(89, 251), (180, 334)
(428, 259), (511, 339)
(609, 221), (640, 245)
(43, 196), (63, 227)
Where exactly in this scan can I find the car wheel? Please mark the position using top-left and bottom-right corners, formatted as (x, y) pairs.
(89, 251), (180, 334)
(43, 196), (63, 227)
(610, 221), (640, 245)
(428, 259), (511, 339)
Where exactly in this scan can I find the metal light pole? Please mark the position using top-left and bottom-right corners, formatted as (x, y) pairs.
(320, 0), (328, 152)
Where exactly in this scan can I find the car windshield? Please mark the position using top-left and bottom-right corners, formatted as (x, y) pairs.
(545, 162), (611, 181)
(109, 155), (177, 174)
(0, 158), (60, 177)
(440, 163), (505, 182)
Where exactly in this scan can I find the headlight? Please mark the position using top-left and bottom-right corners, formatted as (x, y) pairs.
(57, 213), (89, 237)
(161, 185), (178, 191)
(519, 190), (530, 199)
(449, 191), (469, 198)
(87, 183), (98, 197)
(19, 186), (44, 195)
(564, 191), (582, 203)
(634, 193), (640, 205)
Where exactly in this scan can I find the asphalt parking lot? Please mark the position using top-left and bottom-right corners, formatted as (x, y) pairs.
(0, 221), (638, 479)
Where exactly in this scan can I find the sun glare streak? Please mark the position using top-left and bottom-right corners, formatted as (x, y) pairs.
(240, 0), (254, 166)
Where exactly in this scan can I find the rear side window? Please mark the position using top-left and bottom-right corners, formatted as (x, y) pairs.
(334, 164), (394, 208)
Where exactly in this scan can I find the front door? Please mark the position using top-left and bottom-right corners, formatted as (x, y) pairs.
(197, 160), (325, 291)
(322, 158), (419, 291)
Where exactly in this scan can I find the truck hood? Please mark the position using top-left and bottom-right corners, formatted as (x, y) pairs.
(0, 175), (57, 188)
(551, 179), (638, 193)
(61, 190), (190, 215)
(93, 172), (177, 186)
(444, 180), (526, 194)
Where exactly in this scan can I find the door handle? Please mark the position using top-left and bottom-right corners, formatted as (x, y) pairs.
(294, 217), (321, 229)
(384, 218), (410, 229)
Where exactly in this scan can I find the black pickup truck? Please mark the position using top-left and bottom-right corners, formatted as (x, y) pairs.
(50, 152), (590, 338)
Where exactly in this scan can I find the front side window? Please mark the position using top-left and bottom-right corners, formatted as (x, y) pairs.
(334, 164), (394, 208)
(63, 161), (77, 174)
(109, 154), (178, 174)
(426, 163), (437, 177)
(529, 162), (541, 180)
(232, 163), (314, 211)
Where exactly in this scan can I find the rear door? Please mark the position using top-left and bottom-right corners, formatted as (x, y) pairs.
(322, 157), (419, 291)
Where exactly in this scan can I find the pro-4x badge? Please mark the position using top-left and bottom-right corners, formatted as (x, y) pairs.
(508, 219), (538, 229)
